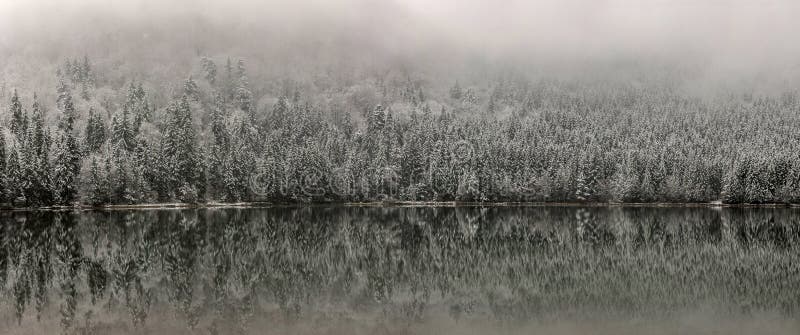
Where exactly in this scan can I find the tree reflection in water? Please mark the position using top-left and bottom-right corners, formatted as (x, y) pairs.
(0, 206), (799, 334)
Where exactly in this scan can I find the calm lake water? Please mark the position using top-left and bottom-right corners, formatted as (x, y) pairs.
(1, 206), (799, 334)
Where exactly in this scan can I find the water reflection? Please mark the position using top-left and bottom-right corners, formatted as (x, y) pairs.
(0, 206), (799, 334)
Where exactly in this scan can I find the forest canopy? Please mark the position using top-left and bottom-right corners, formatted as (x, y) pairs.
(1, 0), (800, 206)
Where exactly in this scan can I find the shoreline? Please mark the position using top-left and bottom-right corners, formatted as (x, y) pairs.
(1, 201), (799, 212)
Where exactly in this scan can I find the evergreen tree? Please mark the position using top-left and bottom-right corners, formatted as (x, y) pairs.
(163, 95), (202, 201)
(184, 76), (199, 99)
(367, 105), (386, 134)
(80, 55), (93, 85)
(58, 93), (76, 132)
(10, 90), (26, 139)
(236, 59), (248, 88)
(201, 57), (217, 84)
(56, 79), (70, 110)
(52, 131), (80, 205)
(123, 82), (151, 128)
(270, 96), (289, 129)
(575, 163), (599, 201)
(0, 128), (5, 202)
(5, 148), (22, 204)
(85, 108), (107, 152)
(85, 157), (110, 205)
(27, 96), (45, 154)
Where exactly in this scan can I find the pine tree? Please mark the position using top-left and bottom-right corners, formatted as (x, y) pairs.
(236, 59), (248, 88)
(80, 55), (93, 85)
(59, 93), (76, 132)
(27, 95), (49, 158)
(10, 90), (26, 139)
(51, 90), (80, 205)
(225, 58), (234, 100)
(5, 147), (22, 204)
(86, 157), (110, 205)
(201, 57), (217, 84)
(0, 128), (6, 203)
(235, 87), (253, 116)
(56, 79), (70, 110)
(270, 96), (289, 129)
(368, 104), (386, 134)
(52, 131), (80, 205)
(85, 108), (107, 152)
(575, 163), (598, 201)
(123, 82), (150, 128)
(210, 103), (228, 148)
(163, 95), (202, 201)
(183, 76), (199, 99)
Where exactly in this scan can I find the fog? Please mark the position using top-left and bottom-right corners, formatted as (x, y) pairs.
(2, 0), (799, 74)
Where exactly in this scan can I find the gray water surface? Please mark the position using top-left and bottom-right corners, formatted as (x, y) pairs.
(1, 206), (799, 334)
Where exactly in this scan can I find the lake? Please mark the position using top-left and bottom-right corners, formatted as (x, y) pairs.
(1, 206), (799, 334)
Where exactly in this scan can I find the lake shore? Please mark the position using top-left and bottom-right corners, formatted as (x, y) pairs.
(1, 200), (799, 212)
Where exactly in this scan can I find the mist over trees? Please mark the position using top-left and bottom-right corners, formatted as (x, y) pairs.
(1, 53), (799, 206)
(1, 0), (800, 206)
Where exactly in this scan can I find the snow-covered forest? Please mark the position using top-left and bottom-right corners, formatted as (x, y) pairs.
(2, 0), (800, 206)
(2, 55), (799, 206)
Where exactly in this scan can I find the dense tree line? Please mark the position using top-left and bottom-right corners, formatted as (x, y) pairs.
(1, 56), (800, 206)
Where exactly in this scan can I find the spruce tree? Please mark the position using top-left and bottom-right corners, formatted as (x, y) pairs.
(52, 92), (80, 205)
(28, 95), (49, 158)
(5, 148), (22, 204)
(86, 157), (110, 205)
(367, 104), (386, 134)
(10, 90), (26, 139)
(183, 76), (199, 99)
(58, 93), (76, 132)
(56, 79), (70, 110)
(85, 108), (107, 152)
(80, 55), (92, 85)
(163, 95), (202, 201)
(270, 96), (289, 129)
(0, 128), (5, 203)
(52, 131), (80, 205)
(201, 57), (217, 84)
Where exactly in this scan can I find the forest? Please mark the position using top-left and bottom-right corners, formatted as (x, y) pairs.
(1, 54), (799, 206)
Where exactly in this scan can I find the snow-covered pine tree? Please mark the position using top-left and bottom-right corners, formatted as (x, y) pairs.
(367, 104), (386, 134)
(56, 79), (70, 111)
(270, 96), (289, 129)
(183, 76), (199, 100)
(575, 163), (598, 202)
(85, 108), (106, 153)
(163, 95), (202, 201)
(52, 131), (80, 205)
(80, 55), (93, 86)
(201, 57), (217, 84)
(58, 93), (76, 132)
(111, 105), (135, 152)
(0, 128), (5, 203)
(28, 95), (49, 158)
(236, 59), (248, 88)
(9, 90), (26, 139)
(5, 147), (22, 204)
(86, 157), (110, 205)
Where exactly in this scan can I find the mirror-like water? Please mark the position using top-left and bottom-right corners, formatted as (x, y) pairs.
(1, 206), (799, 334)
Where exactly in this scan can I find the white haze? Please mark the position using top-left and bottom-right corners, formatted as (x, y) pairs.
(1, 0), (800, 93)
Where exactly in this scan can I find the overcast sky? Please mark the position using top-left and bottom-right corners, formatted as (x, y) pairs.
(2, 0), (799, 82)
